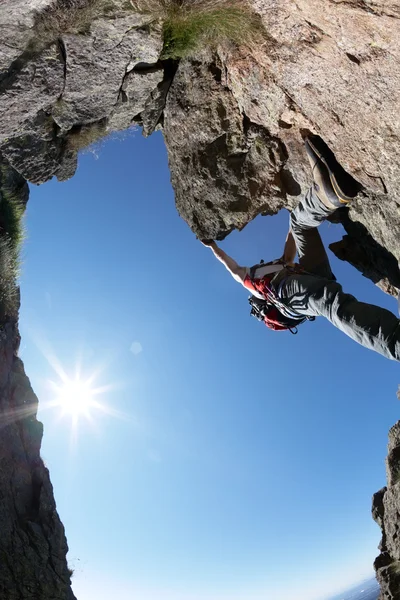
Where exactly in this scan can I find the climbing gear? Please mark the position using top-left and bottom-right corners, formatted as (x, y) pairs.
(245, 259), (315, 333)
(248, 295), (310, 334)
(305, 136), (363, 208)
(248, 258), (284, 280)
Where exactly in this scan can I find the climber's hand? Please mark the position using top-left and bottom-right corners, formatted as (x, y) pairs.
(200, 239), (215, 248)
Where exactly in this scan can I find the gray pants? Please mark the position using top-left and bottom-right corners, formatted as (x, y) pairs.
(273, 187), (400, 361)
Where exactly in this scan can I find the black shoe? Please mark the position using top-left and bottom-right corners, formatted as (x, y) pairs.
(305, 136), (363, 208)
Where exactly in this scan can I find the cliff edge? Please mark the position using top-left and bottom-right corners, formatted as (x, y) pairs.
(0, 163), (75, 599)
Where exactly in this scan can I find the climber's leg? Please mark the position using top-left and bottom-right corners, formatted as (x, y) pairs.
(290, 186), (335, 279)
(280, 272), (400, 361)
(289, 136), (363, 279)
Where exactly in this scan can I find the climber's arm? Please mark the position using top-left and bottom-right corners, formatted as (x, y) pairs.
(202, 240), (248, 284)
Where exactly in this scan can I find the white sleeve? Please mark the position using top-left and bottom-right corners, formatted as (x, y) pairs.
(231, 266), (250, 286)
(253, 263), (284, 279)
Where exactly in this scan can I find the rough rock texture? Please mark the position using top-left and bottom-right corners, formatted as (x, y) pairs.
(0, 1), (164, 183)
(0, 0), (53, 72)
(0, 0), (399, 294)
(0, 0), (399, 594)
(52, 17), (163, 132)
(162, 0), (400, 294)
(0, 163), (75, 599)
(373, 418), (400, 600)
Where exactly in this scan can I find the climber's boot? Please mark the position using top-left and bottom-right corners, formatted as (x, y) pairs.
(305, 136), (363, 210)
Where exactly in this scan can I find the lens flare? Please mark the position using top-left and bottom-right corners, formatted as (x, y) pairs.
(54, 379), (95, 416)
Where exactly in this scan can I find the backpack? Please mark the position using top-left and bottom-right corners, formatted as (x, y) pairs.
(248, 294), (310, 334)
(246, 260), (314, 334)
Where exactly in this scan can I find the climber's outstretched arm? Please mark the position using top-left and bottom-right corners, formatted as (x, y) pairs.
(202, 240), (248, 284)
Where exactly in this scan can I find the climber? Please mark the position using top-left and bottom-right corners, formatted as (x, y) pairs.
(202, 136), (400, 361)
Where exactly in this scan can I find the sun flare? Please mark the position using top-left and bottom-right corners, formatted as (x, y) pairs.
(46, 367), (123, 431)
(56, 379), (94, 416)
(34, 337), (130, 442)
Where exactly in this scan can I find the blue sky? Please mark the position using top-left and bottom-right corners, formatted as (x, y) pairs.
(19, 131), (399, 600)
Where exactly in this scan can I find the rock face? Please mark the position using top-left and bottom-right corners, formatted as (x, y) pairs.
(0, 0), (399, 595)
(0, 0), (164, 183)
(0, 163), (75, 599)
(1, 0), (399, 293)
(162, 0), (400, 295)
(373, 417), (400, 600)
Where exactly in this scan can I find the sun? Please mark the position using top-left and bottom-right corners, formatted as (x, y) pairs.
(56, 379), (95, 416)
(28, 334), (129, 444)
(47, 369), (123, 428)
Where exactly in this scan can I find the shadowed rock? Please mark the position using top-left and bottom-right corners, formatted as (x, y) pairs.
(0, 162), (76, 600)
(373, 418), (400, 600)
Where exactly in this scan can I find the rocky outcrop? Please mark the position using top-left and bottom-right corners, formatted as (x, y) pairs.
(0, 352), (76, 600)
(1, 0), (399, 294)
(373, 416), (400, 600)
(0, 163), (75, 599)
(0, 0), (399, 594)
(0, 0), (164, 183)
(162, 0), (400, 295)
